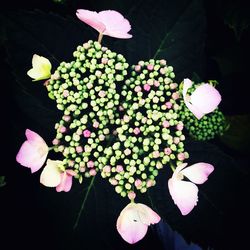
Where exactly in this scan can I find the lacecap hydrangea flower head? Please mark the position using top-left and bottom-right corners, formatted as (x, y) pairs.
(16, 9), (225, 244)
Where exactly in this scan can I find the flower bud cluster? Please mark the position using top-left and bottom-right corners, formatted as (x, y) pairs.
(100, 59), (188, 198)
(178, 82), (227, 140)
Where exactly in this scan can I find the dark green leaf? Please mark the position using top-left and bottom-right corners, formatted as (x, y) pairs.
(220, 114), (250, 153)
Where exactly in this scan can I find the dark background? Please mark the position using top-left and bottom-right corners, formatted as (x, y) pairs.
(1, 0), (250, 249)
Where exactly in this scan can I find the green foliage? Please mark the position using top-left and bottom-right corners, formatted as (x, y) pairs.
(0, 176), (6, 187)
(220, 115), (250, 153)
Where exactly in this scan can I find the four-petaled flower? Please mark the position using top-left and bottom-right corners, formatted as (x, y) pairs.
(40, 159), (76, 192)
(16, 129), (48, 173)
(116, 202), (160, 244)
(168, 162), (214, 215)
(183, 78), (221, 119)
(76, 9), (132, 39)
(27, 54), (52, 81)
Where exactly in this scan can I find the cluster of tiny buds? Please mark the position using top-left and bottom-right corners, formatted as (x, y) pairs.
(47, 41), (189, 200)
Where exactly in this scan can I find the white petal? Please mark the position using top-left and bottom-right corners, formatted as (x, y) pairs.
(182, 78), (193, 100)
(40, 159), (62, 187)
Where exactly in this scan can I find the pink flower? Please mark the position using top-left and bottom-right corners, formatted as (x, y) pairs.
(183, 78), (221, 119)
(168, 162), (214, 215)
(40, 159), (76, 192)
(116, 202), (161, 244)
(16, 129), (48, 173)
(76, 9), (132, 39)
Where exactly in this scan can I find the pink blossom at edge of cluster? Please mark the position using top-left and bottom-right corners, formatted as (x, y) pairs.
(76, 9), (132, 39)
(16, 129), (48, 173)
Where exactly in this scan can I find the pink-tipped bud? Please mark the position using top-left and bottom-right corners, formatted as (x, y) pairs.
(177, 153), (186, 161)
(63, 115), (71, 122)
(172, 92), (179, 100)
(135, 179), (142, 188)
(89, 169), (97, 176)
(128, 191), (136, 200)
(133, 127), (141, 135)
(123, 115), (130, 122)
(63, 90), (69, 97)
(154, 80), (160, 87)
(147, 64), (154, 71)
(87, 161), (94, 168)
(152, 151), (160, 158)
(144, 84), (151, 91)
(174, 137), (180, 144)
(76, 146), (83, 153)
(134, 86), (142, 93)
(101, 58), (109, 64)
(83, 129), (91, 138)
(59, 126), (67, 133)
(52, 138), (60, 145)
(162, 120), (170, 128)
(98, 90), (106, 98)
(146, 179), (154, 187)
(164, 147), (172, 155)
(176, 123), (184, 131)
(93, 121), (99, 128)
(110, 178), (118, 185)
(165, 102), (172, 109)
(116, 165), (124, 172)
(134, 65), (141, 72)
(160, 68), (166, 74)
(103, 165), (111, 173)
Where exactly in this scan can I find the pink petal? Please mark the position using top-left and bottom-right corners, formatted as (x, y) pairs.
(136, 203), (161, 225)
(190, 84), (221, 114)
(184, 101), (205, 120)
(16, 141), (48, 173)
(76, 9), (106, 33)
(168, 178), (198, 215)
(116, 204), (148, 244)
(98, 10), (132, 38)
(182, 79), (205, 119)
(180, 163), (214, 184)
(66, 169), (77, 176)
(25, 129), (46, 144)
(56, 172), (73, 192)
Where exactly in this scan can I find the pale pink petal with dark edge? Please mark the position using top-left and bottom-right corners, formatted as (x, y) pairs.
(190, 84), (221, 114)
(168, 178), (198, 215)
(181, 162), (214, 184)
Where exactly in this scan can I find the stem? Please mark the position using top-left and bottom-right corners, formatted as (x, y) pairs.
(169, 161), (176, 172)
(98, 33), (103, 44)
(48, 146), (55, 151)
(73, 176), (96, 229)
